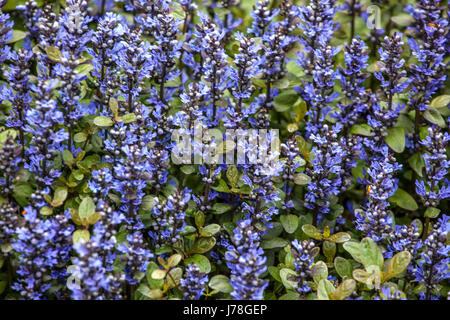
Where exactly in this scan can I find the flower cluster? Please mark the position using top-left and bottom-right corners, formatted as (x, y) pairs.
(225, 219), (268, 300)
(70, 201), (124, 300)
(290, 239), (317, 294)
(415, 126), (450, 207)
(0, 0), (448, 302)
(149, 187), (191, 247)
(179, 263), (209, 300)
(414, 215), (449, 300)
(11, 206), (73, 299)
(355, 147), (401, 242)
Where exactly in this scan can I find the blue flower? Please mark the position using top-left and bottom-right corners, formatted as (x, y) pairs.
(225, 218), (268, 300)
(290, 239), (317, 294)
(179, 264), (209, 300)
(12, 206), (74, 299)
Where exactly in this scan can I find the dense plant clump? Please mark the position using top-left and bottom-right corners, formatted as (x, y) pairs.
(0, 0), (448, 300)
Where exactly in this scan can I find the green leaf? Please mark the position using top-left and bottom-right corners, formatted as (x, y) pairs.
(353, 266), (381, 289)
(185, 254), (211, 273)
(273, 77), (289, 89)
(268, 266), (281, 282)
(317, 279), (335, 300)
(87, 212), (101, 225)
(360, 237), (384, 270)
(0, 129), (17, 143)
(45, 46), (62, 62)
(390, 188), (418, 211)
(7, 30), (27, 44)
(151, 269), (167, 280)
(74, 63), (93, 76)
(280, 268), (298, 291)
(423, 107), (446, 127)
(93, 116), (114, 127)
(167, 267), (183, 289)
(334, 257), (353, 279)
(408, 152), (424, 177)
(72, 230), (90, 244)
(63, 150), (74, 166)
(0, 244), (12, 255)
(293, 156), (306, 167)
(109, 98), (119, 115)
(51, 187), (68, 207)
(12, 182), (33, 207)
(332, 279), (356, 300)
(140, 195), (156, 211)
(301, 224), (323, 240)
(391, 14), (414, 26)
(294, 100), (307, 122)
(209, 275), (233, 293)
(226, 165), (239, 188)
(194, 211), (205, 229)
(135, 284), (151, 299)
(180, 165), (195, 175)
(212, 203), (233, 214)
(202, 224), (221, 235)
(293, 173), (311, 185)
(350, 124), (374, 137)
(327, 232), (351, 243)
(212, 179), (230, 193)
(274, 90), (298, 112)
(343, 241), (362, 263)
(311, 261), (328, 284)
(430, 95), (450, 109)
(280, 214), (299, 234)
(322, 241), (336, 261)
(78, 196), (96, 220)
(146, 262), (164, 289)
(384, 127), (405, 153)
(122, 113), (137, 124)
(167, 254), (182, 268)
(191, 237), (216, 254)
(40, 206), (53, 216)
(384, 251), (412, 282)
(147, 288), (163, 299)
(424, 207), (440, 218)
(74, 132), (88, 143)
(261, 237), (288, 249)
(287, 123), (299, 133)
(278, 292), (300, 300)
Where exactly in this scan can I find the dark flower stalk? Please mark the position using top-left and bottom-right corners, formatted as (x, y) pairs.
(179, 263), (208, 300)
(25, 76), (67, 208)
(225, 218), (268, 300)
(290, 239), (317, 295)
(414, 215), (449, 300)
(249, 0), (279, 37)
(11, 206), (74, 299)
(70, 201), (125, 300)
(149, 188), (191, 248)
(2, 49), (33, 155)
(89, 12), (126, 112)
(194, 13), (229, 124)
(405, 0), (448, 187)
(355, 147), (401, 242)
(0, 8), (13, 65)
(53, 0), (93, 150)
(225, 32), (260, 128)
(296, 0), (339, 132)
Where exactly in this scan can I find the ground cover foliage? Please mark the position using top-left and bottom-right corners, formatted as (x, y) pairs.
(0, 0), (449, 300)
